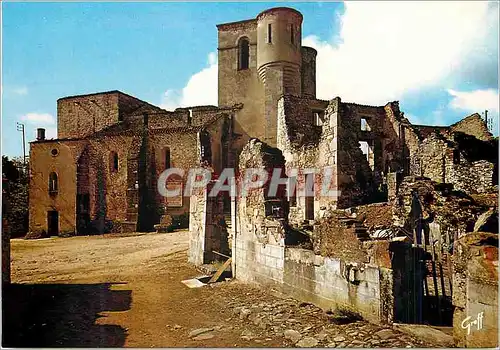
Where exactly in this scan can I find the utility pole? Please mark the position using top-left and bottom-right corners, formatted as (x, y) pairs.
(16, 122), (26, 169)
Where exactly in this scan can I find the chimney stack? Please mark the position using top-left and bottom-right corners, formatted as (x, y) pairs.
(37, 128), (46, 141)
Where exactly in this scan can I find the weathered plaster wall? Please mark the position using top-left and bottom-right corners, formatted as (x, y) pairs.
(28, 140), (87, 236)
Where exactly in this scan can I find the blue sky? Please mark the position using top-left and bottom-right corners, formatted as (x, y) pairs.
(2, 1), (499, 158)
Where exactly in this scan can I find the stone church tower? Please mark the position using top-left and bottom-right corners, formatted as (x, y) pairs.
(217, 7), (317, 149)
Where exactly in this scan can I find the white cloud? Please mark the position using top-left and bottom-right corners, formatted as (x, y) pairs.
(13, 86), (28, 96)
(1, 85), (28, 97)
(304, 1), (497, 105)
(160, 52), (218, 110)
(448, 88), (499, 114)
(20, 112), (56, 125)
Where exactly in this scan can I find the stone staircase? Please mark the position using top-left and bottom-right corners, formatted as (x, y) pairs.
(337, 215), (371, 241)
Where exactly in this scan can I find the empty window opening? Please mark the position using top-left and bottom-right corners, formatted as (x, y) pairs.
(110, 152), (119, 172)
(290, 24), (294, 44)
(360, 118), (370, 131)
(238, 38), (250, 70)
(304, 173), (315, 220)
(359, 141), (375, 170)
(288, 176), (297, 207)
(188, 109), (193, 125)
(267, 23), (272, 43)
(49, 172), (58, 194)
(164, 147), (171, 170)
(314, 111), (325, 126)
(453, 149), (460, 164)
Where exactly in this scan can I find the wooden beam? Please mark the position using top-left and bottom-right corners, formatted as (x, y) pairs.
(208, 257), (232, 284)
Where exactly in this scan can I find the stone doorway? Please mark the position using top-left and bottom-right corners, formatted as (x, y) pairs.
(47, 210), (59, 236)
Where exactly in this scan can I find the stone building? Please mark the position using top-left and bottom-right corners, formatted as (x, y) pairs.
(185, 7), (497, 347)
(27, 8), (498, 344)
(28, 90), (239, 236)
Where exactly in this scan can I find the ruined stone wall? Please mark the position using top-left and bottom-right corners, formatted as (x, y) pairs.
(283, 248), (391, 324)
(419, 134), (450, 183)
(277, 95), (332, 224)
(300, 46), (316, 98)
(450, 113), (493, 142)
(452, 160), (495, 194)
(233, 138), (393, 324)
(402, 125), (422, 176)
(416, 133), (495, 194)
(381, 102), (406, 174)
(234, 139), (287, 283)
(336, 102), (377, 208)
(453, 233), (498, 348)
(28, 140), (87, 236)
(188, 181), (230, 266)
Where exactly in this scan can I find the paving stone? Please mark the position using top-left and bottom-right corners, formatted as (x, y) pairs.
(189, 327), (214, 338)
(333, 336), (346, 342)
(374, 329), (396, 340)
(193, 333), (215, 341)
(296, 337), (319, 348)
(284, 329), (302, 343)
(315, 332), (327, 341)
(240, 308), (252, 320)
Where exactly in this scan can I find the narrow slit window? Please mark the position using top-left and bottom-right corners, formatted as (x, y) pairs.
(49, 172), (58, 194)
(110, 151), (119, 172)
(290, 24), (294, 44)
(164, 147), (171, 170)
(288, 176), (297, 207)
(268, 23), (272, 43)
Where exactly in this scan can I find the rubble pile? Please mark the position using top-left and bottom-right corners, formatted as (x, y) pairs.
(393, 177), (490, 237)
(198, 281), (437, 348)
(353, 203), (394, 231)
(311, 215), (367, 264)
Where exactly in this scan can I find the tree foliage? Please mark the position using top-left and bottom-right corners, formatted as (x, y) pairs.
(2, 156), (29, 237)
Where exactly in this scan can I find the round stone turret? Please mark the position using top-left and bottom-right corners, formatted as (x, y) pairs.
(256, 7), (303, 95)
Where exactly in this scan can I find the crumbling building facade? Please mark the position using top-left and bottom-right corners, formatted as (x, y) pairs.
(28, 6), (498, 347)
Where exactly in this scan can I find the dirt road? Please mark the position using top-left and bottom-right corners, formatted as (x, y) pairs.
(3, 231), (444, 348)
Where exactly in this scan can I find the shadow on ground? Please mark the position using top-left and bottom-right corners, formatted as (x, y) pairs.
(2, 282), (131, 347)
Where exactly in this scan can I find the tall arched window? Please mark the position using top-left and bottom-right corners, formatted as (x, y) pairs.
(49, 172), (58, 194)
(238, 38), (249, 70)
(109, 151), (118, 172)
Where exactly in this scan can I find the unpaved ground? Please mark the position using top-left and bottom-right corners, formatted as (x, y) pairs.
(3, 231), (445, 347)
